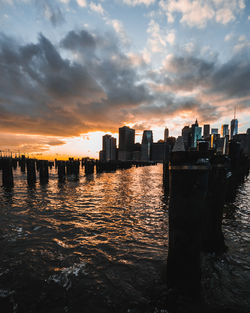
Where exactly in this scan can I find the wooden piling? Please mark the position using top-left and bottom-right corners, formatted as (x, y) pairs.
(27, 159), (36, 187)
(2, 158), (14, 188)
(167, 151), (210, 297)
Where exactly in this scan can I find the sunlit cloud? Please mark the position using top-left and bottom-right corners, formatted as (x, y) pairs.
(0, 0), (249, 157)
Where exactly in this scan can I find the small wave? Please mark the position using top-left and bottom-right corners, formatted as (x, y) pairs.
(48, 262), (87, 290)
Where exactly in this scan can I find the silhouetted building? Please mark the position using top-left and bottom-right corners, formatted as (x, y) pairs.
(100, 135), (117, 161)
(132, 143), (141, 161)
(151, 142), (165, 162)
(233, 131), (250, 157)
(203, 124), (210, 139)
(214, 137), (226, 154)
(182, 126), (192, 150)
(142, 130), (153, 144)
(230, 119), (238, 139)
(221, 124), (229, 137)
(211, 128), (218, 135)
(172, 136), (185, 152)
(166, 137), (176, 150)
(211, 133), (220, 148)
(118, 126), (135, 161)
(191, 119), (202, 148)
(164, 128), (169, 142)
(141, 130), (153, 161)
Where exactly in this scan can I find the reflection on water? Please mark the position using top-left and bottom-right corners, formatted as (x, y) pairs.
(0, 165), (168, 313)
(202, 176), (250, 312)
(0, 165), (249, 313)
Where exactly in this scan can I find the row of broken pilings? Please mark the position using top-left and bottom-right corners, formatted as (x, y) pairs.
(164, 140), (250, 312)
(1, 157), (158, 188)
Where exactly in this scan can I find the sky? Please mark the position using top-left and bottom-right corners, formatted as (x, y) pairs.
(0, 0), (250, 158)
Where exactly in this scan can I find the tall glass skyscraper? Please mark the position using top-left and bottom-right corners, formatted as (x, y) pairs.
(221, 124), (229, 137)
(230, 119), (238, 139)
(141, 130), (153, 161)
(191, 119), (202, 148)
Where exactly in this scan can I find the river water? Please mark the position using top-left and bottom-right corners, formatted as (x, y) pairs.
(0, 164), (249, 313)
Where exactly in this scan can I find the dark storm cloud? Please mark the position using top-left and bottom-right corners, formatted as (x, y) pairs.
(61, 30), (97, 52)
(61, 30), (151, 108)
(0, 30), (151, 136)
(162, 51), (250, 103)
(1, 27), (250, 139)
(162, 55), (216, 91)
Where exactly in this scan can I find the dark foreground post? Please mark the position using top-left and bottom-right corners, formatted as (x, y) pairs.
(2, 158), (14, 188)
(202, 155), (229, 253)
(167, 151), (210, 298)
(27, 159), (36, 187)
(163, 142), (171, 193)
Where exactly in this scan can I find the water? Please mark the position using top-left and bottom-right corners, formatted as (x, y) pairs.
(0, 165), (249, 313)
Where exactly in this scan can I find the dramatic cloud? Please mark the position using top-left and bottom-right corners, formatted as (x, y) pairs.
(0, 133), (65, 154)
(159, 0), (245, 28)
(0, 24), (249, 141)
(0, 30), (150, 136)
(157, 50), (250, 118)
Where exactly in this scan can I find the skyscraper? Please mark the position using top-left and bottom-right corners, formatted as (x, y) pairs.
(203, 124), (210, 139)
(101, 135), (117, 161)
(118, 126), (135, 161)
(142, 130), (153, 144)
(221, 124), (229, 137)
(182, 126), (192, 150)
(141, 130), (153, 161)
(211, 128), (218, 135)
(191, 119), (202, 148)
(164, 128), (169, 142)
(118, 126), (135, 151)
(230, 119), (238, 139)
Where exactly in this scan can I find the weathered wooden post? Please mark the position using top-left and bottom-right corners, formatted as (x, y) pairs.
(39, 160), (49, 184)
(163, 142), (171, 193)
(85, 161), (94, 175)
(2, 158), (14, 188)
(27, 159), (36, 187)
(12, 158), (18, 170)
(58, 161), (66, 183)
(167, 151), (210, 298)
(202, 155), (229, 254)
(20, 155), (26, 173)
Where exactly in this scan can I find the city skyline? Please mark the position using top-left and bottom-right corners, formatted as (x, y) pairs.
(0, 0), (250, 158)
(2, 117), (246, 160)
